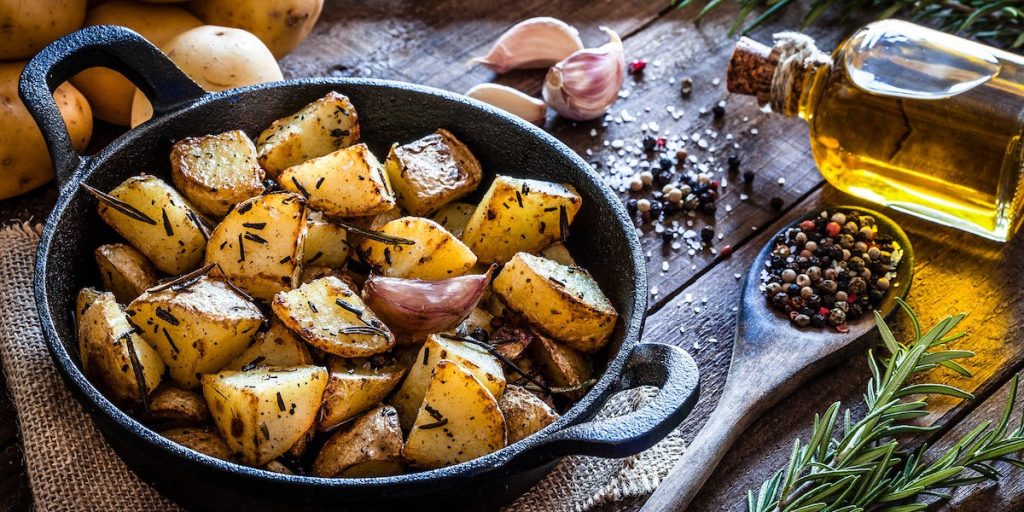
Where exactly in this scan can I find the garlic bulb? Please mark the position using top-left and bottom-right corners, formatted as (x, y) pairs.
(470, 17), (584, 73)
(465, 83), (547, 124)
(542, 27), (624, 122)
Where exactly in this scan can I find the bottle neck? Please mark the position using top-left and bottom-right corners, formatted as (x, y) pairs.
(727, 33), (833, 118)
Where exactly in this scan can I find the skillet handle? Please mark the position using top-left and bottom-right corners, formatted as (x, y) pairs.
(508, 343), (699, 468)
(19, 25), (205, 187)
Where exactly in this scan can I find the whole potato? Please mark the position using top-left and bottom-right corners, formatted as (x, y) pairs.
(70, 1), (202, 126)
(188, 0), (322, 59)
(0, 0), (87, 60)
(0, 62), (92, 200)
(130, 25), (282, 127)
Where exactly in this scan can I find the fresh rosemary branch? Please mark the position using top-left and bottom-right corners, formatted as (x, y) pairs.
(747, 299), (1024, 511)
(673, 0), (1024, 49)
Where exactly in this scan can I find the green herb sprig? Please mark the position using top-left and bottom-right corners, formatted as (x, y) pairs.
(747, 299), (1024, 511)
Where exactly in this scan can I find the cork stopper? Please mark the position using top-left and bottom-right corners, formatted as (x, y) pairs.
(727, 37), (778, 104)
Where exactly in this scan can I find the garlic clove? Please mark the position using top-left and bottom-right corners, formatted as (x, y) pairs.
(469, 17), (584, 74)
(542, 26), (625, 122)
(465, 83), (547, 125)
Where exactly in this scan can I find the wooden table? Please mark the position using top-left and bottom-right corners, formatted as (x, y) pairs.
(3, 1), (1023, 510)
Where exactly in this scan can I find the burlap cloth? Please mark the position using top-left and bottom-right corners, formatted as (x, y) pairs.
(0, 221), (686, 511)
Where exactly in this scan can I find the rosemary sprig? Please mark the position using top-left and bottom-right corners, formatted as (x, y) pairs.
(747, 299), (1024, 511)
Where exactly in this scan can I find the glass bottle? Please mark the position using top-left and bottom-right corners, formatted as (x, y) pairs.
(728, 20), (1024, 242)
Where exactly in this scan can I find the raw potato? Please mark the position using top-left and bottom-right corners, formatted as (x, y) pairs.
(71, 1), (202, 125)
(493, 252), (617, 353)
(162, 427), (234, 461)
(384, 129), (482, 215)
(95, 175), (207, 275)
(539, 242), (576, 266)
(528, 333), (593, 395)
(128, 276), (264, 388)
(392, 334), (505, 430)
(357, 217), (476, 280)
(0, 62), (92, 200)
(188, 0), (323, 59)
(461, 176), (582, 264)
(404, 360), (506, 469)
(256, 91), (360, 176)
(279, 143), (395, 218)
(78, 292), (165, 407)
(272, 276), (395, 358)
(131, 25), (283, 127)
(170, 130), (265, 217)
(0, 0), (86, 60)
(319, 356), (405, 432)
(430, 202), (475, 238)
(499, 385), (559, 444)
(149, 385), (210, 427)
(75, 287), (104, 326)
(205, 192), (308, 301)
(312, 405), (403, 478)
(95, 243), (159, 304)
(303, 218), (350, 267)
(203, 365), (328, 465)
(226, 320), (313, 371)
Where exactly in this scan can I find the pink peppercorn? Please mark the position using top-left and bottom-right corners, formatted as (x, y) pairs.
(628, 59), (647, 74)
(800, 220), (816, 231)
(720, 245), (733, 257)
(826, 221), (841, 237)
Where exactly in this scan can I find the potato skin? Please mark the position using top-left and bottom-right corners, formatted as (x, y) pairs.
(170, 130), (265, 217)
(384, 129), (482, 216)
(95, 243), (160, 304)
(499, 385), (559, 444)
(0, 0), (86, 60)
(527, 333), (593, 398)
(188, 0), (324, 59)
(257, 91), (360, 176)
(226, 320), (313, 371)
(357, 217), (477, 280)
(313, 405), (404, 478)
(148, 385), (210, 427)
(162, 427), (234, 461)
(318, 356), (405, 432)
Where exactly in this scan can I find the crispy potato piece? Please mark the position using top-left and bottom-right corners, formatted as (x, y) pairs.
(357, 217), (476, 280)
(78, 292), (164, 407)
(279, 143), (395, 218)
(499, 385), (559, 444)
(170, 129), (265, 217)
(392, 334), (505, 430)
(539, 242), (576, 266)
(528, 333), (593, 396)
(384, 129), (482, 215)
(493, 252), (617, 353)
(430, 201), (475, 238)
(345, 207), (402, 253)
(312, 405), (404, 478)
(256, 92), (360, 177)
(451, 307), (494, 337)
(285, 426), (314, 458)
(226, 320), (313, 371)
(148, 385), (209, 427)
(163, 427), (234, 461)
(203, 365), (328, 466)
(319, 356), (405, 432)
(128, 276), (264, 388)
(205, 192), (308, 301)
(298, 266), (359, 289)
(75, 287), (104, 326)
(404, 360), (506, 469)
(272, 276), (394, 358)
(304, 217), (349, 268)
(95, 175), (207, 274)
(264, 460), (294, 474)
(95, 243), (159, 304)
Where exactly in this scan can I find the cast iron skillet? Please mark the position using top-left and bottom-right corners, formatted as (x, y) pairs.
(22, 26), (700, 511)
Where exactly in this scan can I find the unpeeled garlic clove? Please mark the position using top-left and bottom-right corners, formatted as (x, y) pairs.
(465, 83), (547, 125)
(543, 27), (625, 122)
(470, 17), (584, 74)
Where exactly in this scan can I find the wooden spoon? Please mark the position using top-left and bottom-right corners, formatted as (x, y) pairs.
(641, 206), (914, 512)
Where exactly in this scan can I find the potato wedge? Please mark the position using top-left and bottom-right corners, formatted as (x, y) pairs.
(499, 385), (559, 444)
(279, 143), (395, 218)
(319, 356), (405, 432)
(170, 129), (265, 217)
(94, 174), (207, 274)
(163, 427), (234, 461)
(303, 217), (350, 268)
(384, 129), (482, 215)
(256, 91), (360, 176)
(527, 333), (593, 395)
(404, 360), (505, 469)
(539, 241), (576, 266)
(128, 276), (264, 388)
(226, 320), (313, 371)
(430, 201), (475, 238)
(345, 206), (402, 251)
(95, 243), (160, 304)
(461, 176), (582, 264)
(493, 252), (617, 352)
(451, 307), (495, 338)
(312, 405), (404, 478)
(264, 460), (294, 474)
(203, 365), (328, 466)
(148, 385), (209, 427)
(75, 287), (104, 326)
(205, 192), (308, 301)
(272, 276), (394, 358)
(357, 217), (476, 280)
(392, 333), (505, 430)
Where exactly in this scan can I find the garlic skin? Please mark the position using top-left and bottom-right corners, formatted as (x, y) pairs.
(470, 17), (584, 73)
(543, 27), (624, 122)
(466, 83), (547, 125)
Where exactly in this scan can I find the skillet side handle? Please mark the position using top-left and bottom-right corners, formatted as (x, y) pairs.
(508, 343), (699, 469)
(19, 25), (205, 186)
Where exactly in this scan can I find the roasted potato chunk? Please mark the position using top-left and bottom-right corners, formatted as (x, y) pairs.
(203, 365), (328, 466)
(128, 276), (264, 388)
(148, 385), (210, 427)
(528, 333), (593, 397)
(272, 276), (395, 358)
(256, 92), (360, 177)
(95, 243), (159, 304)
(384, 129), (482, 215)
(205, 192), (308, 301)
(312, 405), (404, 478)
(94, 175), (207, 274)
(451, 307), (495, 337)
(163, 427), (234, 461)
(539, 241), (576, 266)
(170, 129), (265, 217)
(75, 287), (104, 326)
(303, 217), (350, 268)
(493, 252), (617, 352)
(430, 201), (475, 238)
(357, 217), (476, 280)
(319, 356), (405, 432)
(279, 143), (395, 218)
(404, 360), (506, 469)
(461, 176), (582, 264)
(226, 320), (313, 371)
(499, 385), (559, 443)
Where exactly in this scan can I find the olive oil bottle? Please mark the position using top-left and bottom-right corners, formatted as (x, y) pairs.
(728, 20), (1024, 241)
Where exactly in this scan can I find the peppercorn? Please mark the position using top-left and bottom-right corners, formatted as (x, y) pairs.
(661, 229), (674, 244)
(811, 313), (827, 327)
(712, 104), (725, 119)
(676, 149), (688, 160)
(743, 170), (755, 185)
(721, 245), (733, 257)
(794, 314), (811, 327)
(680, 77), (693, 98)
(659, 157), (673, 170)
(649, 201), (663, 215)
(642, 136), (657, 152)
(772, 292), (789, 309)
(700, 226), (715, 242)
(828, 308), (847, 326)
(470, 327), (489, 342)
(628, 59), (647, 74)
(770, 196), (784, 210)
(626, 199), (638, 214)
(727, 155), (741, 172)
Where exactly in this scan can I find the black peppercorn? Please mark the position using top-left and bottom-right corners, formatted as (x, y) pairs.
(659, 157), (673, 170)
(470, 327), (489, 342)
(649, 201), (663, 215)
(712, 104), (725, 119)
(727, 155), (741, 172)
(642, 135), (657, 152)
(701, 202), (717, 214)
(743, 170), (755, 184)
(770, 196), (784, 210)
(661, 229), (674, 243)
(626, 199), (638, 214)
(700, 226), (715, 242)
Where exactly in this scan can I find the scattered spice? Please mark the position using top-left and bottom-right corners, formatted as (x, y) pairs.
(628, 59), (647, 74)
